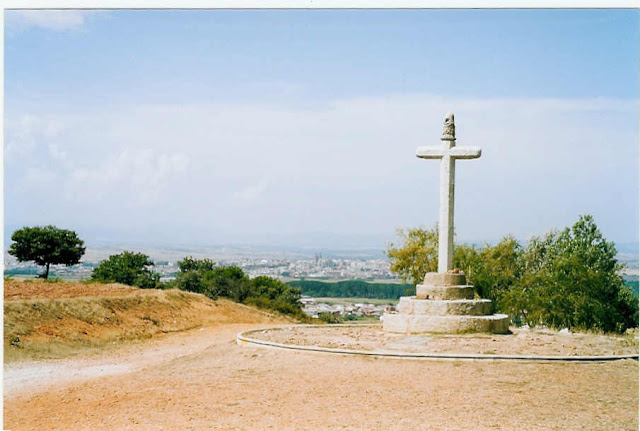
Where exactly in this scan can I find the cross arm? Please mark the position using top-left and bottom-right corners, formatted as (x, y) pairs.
(449, 147), (481, 159)
(416, 146), (482, 159)
(416, 147), (446, 159)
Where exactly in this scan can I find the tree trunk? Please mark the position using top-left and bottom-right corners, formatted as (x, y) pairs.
(44, 262), (50, 279)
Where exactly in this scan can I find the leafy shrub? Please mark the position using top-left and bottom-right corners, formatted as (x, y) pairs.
(178, 256), (216, 273)
(172, 257), (304, 319)
(317, 312), (343, 324)
(388, 215), (639, 333)
(499, 215), (639, 333)
(91, 251), (160, 289)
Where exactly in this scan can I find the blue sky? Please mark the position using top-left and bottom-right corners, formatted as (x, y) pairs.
(4, 9), (639, 248)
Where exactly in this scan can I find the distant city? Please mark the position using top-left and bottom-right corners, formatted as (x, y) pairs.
(3, 245), (399, 283)
(4, 243), (638, 282)
(5, 243), (638, 320)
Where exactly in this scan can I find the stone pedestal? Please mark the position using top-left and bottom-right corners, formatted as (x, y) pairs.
(383, 272), (509, 334)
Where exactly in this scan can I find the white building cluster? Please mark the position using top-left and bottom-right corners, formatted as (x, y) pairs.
(4, 251), (397, 283)
(228, 257), (395, 281)
(300, 297), (393, 319)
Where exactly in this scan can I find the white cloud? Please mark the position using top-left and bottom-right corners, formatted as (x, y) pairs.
(233, 179), (269, 204)
(48, 143), (67, 161)
(6, 114), (68, 160)
(5, 114), (39, 158)
(5, 95), (638, 244)
(71, 148), (190, 205)
(24, 167), (57, 186)
(6, 10), (105, 33)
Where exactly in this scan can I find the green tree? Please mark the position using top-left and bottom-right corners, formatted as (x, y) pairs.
(91, 251), (160, 289)
(8, 226), (86, 279)
(453, 244), (482, 281)
(469, 236), (523, 303)
(173, 258), (250, 300)
(172, 257), (212, 294)
(177, 256), (216, 272)
(172, 257), (304, 318)
(503, 215), (638, 332)
(250, 276), (302, 312)
(387, 216), (638, 333)
(207, 266), (250, 301)
(386, 226), (438, 285)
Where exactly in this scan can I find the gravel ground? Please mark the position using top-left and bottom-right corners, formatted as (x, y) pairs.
(248, 325), (639, 357)
(4, 323), (638, 430)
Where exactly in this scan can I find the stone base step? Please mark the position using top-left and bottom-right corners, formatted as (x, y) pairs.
(416, 284), (475, 300)
(396, 296), (492, 316)
(382, 313), (510, 334)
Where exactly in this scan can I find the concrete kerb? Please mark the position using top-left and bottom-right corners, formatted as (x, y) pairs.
(236, 324), (640, 362)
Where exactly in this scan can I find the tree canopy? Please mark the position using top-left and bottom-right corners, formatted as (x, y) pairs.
(9, 226), (86, 279)
(170, 257), (304, 318)
(386, 226), (439, 285)
(500, 216), (638, 333)
(387, 215), (638, 333)
(91, 251), (160, 289)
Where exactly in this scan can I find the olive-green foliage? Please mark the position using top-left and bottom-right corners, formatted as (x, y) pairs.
(177, 256), (216, 273)
(388, 215), (639, 333)
(500, 216), (638, 333)
(317, 312), (343, 324)
(386, 226), (438, 285)
(171, 257), (304, 319)
(91, 251), (160, 289)
(9, 226), (86, 279)
(462, 236), (522, 304)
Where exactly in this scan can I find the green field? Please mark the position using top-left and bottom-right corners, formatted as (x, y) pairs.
(288, 279), (412, 299)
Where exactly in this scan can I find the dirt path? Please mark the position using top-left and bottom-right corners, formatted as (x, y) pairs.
(4, 324), (638, 431)
(4, 324), (265, 398)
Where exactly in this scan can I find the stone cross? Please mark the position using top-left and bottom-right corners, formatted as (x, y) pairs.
(416, 113), (481, 273)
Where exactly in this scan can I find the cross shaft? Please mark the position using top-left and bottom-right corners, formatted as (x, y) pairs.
(416, 113), (481, 273)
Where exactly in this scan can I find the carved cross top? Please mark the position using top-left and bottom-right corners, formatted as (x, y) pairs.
(415, 113), (481, 273)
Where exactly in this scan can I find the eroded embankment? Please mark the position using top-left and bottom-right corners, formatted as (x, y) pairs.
(4, 279), (286, 362)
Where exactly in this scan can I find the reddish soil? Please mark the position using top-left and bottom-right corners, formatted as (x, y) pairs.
(250, 325), (639, 357)
(4, 323), (638, 431)
(4, 279), (149, 300)
(3, 281), (638, 430)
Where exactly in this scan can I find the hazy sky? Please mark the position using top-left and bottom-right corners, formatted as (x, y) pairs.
(5, 9), (639, 248)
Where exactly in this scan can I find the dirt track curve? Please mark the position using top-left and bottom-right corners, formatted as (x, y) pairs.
(4, 323), (638, 431)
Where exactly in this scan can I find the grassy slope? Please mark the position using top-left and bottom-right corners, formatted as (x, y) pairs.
(4, 280), (287, 362)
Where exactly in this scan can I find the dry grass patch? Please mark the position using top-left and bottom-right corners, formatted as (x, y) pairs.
(4, 279), (287, 362)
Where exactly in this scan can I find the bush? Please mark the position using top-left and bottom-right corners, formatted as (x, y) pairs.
(388, 215), (639, 333)
(172, 270), (204, 293)
(500, 215), (639, 333)
(172, 257), (304, 319)
(317, 312), (343, 324)
(386, 226), (438, 285)
(91, 251), (160, 289)
(178, 256), (216, 273)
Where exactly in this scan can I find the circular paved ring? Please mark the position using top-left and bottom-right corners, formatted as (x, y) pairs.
(237, 324), (640, 362)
